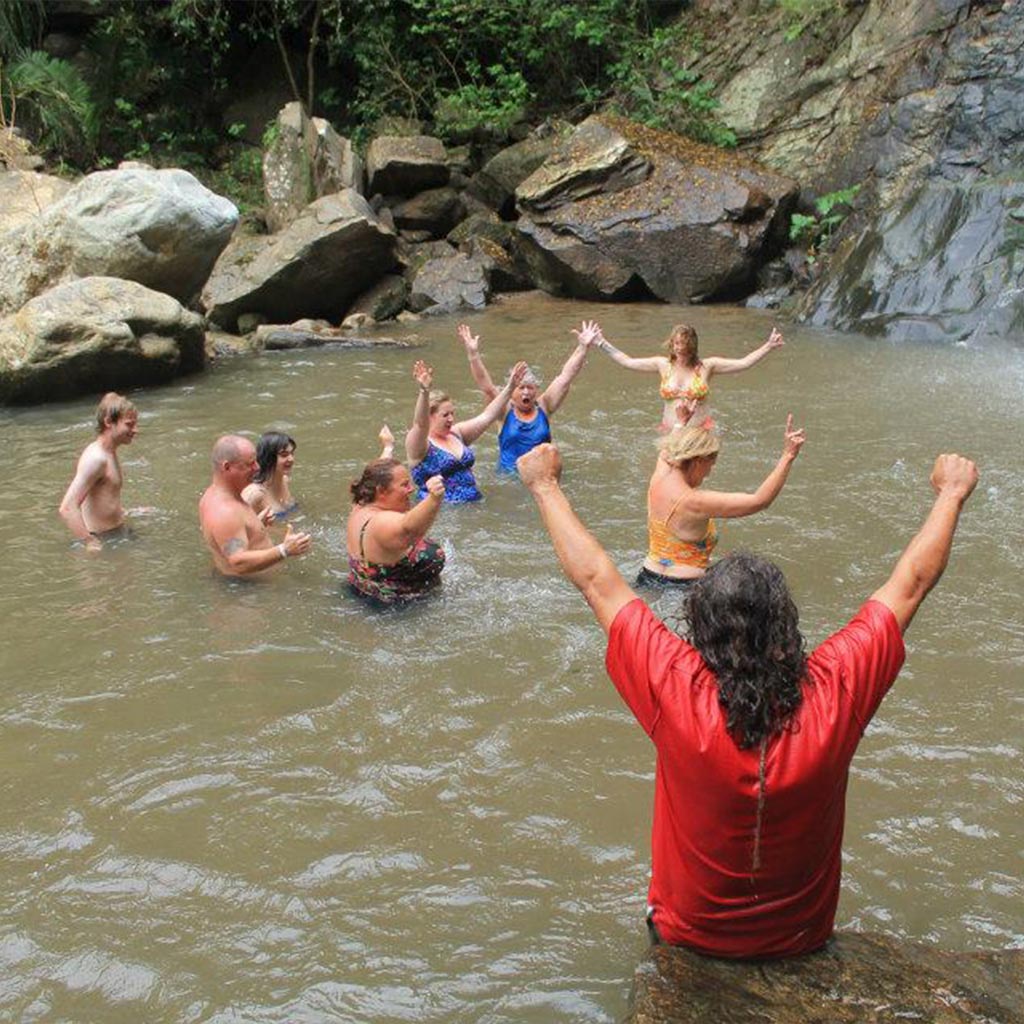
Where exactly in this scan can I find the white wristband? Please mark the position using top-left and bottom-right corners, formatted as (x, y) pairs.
(276, 543), (288, 560)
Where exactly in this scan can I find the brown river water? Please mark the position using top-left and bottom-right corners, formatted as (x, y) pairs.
(2, 293), (1022, 1022)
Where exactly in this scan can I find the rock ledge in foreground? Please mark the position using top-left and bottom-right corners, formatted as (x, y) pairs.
(629, 932), (1024, 1024)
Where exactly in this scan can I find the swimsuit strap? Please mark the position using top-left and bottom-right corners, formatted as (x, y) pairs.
(358, 515), (375, 561)
(664, 493), (690, 525)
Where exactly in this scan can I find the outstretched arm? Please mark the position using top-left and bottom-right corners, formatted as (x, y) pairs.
(682, 414), (805, 520)
(871, 454), (978, 634)
(405, 361), (433, 464)
(458, 323), (500, 401)
(702, 327), (784, 378)
(594, 327), (665, 373)
(518, 444), (636, 634)
(540, 321), (597, 415)
(213, 519), (311, 575)
(456, 361), (528, 444)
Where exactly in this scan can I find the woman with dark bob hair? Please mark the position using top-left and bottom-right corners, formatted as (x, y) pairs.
(346, 458), (446, 605)
(639, 414), (805, 587)
(593, 321), (785, 431)
(242, 431), (299, 520)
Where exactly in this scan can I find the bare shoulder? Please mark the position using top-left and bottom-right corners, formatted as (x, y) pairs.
(241, 482), (266, 509)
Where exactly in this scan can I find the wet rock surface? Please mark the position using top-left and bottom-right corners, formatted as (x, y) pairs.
(629, 932), (1024, 1024)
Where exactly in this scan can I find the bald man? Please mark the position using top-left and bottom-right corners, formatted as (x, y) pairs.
(199, 435), (311, 577)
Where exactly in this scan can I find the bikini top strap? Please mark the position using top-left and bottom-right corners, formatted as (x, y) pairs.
(665, 493), (690, 525)
(358, 515), (375, 560)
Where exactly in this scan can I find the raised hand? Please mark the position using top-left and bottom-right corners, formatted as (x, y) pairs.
(378, 423), (395, 459)
(457, 323), (480, 355)
(507, 360), (529, 388)
(930, 453), (978, 501)
(766, 327), (785, 350)
(424, 474), (446, 499)
(413, 360), (433, 391)
(572, 320), (601, 348)
(517, 443), (563, 491)
(259, 506), (277, 528)
(782, 413), (806, 458)
(283, 523), (312, 557)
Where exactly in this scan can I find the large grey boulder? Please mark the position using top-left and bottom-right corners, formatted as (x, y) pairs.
(515, 115), (797, 302)
(407, 252), (489, 313)
(0, 168), (238, 314)
(366, 135), (449, 197)
(0, 277), (204, 404)
(467, 136), (559, 217)
(203, 190), (397, 331)
(629, 932), (1024, 1023)
(0, 171), (72, 236)
(262, 102), (363, 232)
(388, 187), (465, 237)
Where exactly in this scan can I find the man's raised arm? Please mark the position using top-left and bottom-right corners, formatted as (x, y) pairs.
(871, 453), (978, 634)
(518, 444), (636, 633)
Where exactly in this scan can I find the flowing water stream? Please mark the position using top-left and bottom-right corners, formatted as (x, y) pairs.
(1, 294), (1021, 1022)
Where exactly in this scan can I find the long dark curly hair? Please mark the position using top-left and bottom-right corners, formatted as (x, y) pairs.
(684, 552), (807, 749)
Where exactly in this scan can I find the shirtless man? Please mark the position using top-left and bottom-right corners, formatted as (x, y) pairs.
(59, 392), (139, 551)
(199, 435), (312, 577)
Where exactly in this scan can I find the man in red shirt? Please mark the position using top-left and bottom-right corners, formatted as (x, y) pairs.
(517, 443), (977, 959)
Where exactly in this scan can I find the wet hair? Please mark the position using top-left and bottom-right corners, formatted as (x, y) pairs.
(658, 423), (720, 466)
(350, 458), (401, 505)
(664, 324), (699, 366)
(95, 392), (136, 432)
(684, 552), (807, 749)
(428, 390), (451, 414)
(254, 431), (296, 483)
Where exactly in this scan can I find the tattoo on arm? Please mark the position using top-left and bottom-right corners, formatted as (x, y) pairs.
(222, 538), (245, 556)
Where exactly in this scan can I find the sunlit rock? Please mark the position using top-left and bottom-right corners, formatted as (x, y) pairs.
(0, 277), (204, 404)
(0, 168), (237, 313)
(202, 190), (397, 332)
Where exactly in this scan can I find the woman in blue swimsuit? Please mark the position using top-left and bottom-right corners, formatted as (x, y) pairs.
(405, 359), (528, 503)
(242, 431), (300, 520)
(457, 320), (599, 473)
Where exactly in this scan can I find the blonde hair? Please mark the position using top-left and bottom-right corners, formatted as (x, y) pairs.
(428, 390), (451, 413)
(95, 392), (136, 433)
(658, 424), (720, 466)
(664, 324), (699, 366)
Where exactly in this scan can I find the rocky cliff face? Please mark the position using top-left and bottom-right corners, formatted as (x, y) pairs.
(692, 0), (1024, 344)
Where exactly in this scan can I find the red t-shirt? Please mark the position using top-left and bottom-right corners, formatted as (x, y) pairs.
(605, 597), (905, 958)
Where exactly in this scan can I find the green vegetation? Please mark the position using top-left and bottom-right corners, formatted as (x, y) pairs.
(777, 0), (843, 42)
(2, 0), (736, 176)
(790, 184), (861, 258)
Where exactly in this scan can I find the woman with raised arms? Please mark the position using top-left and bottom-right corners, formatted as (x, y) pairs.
(594, 322), (785, 431)
(405, 358), (527, 503)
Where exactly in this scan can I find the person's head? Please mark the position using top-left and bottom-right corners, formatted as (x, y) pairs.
(95, 392), (138, 444)
(211, 435), (258, 494)
(658, 422), (720, 484)
(510, 366), (541, 414)
(428, 391), (455, 435)
(684, 552), (807, 749)
(254, 431), (296, 484)
(664, 324), (699, 366)
(350, 458), (413, 510)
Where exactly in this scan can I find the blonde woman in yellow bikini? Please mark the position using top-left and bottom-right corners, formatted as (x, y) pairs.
(594, 322), (785, 431)
(639, 414), (806, 588)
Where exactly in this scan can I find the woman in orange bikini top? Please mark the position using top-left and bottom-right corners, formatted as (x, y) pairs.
(594, 322), (786, 431)
(640, 415), (808, 586)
